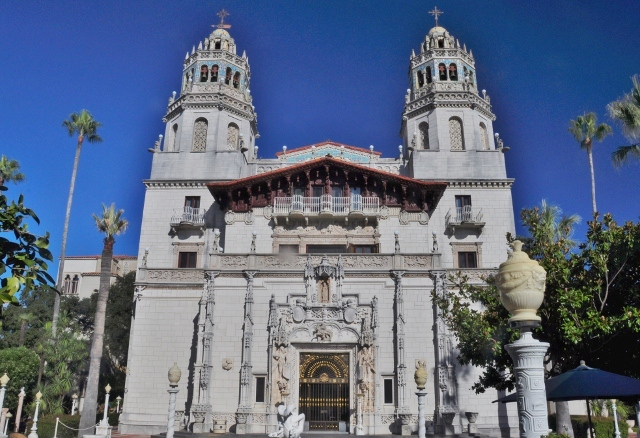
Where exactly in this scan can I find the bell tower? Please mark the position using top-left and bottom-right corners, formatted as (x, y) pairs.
(401, 14), (506, 180)
(151, 10), (258, 181)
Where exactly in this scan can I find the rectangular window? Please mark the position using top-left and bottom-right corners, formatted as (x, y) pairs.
(185, 196), (201, 209)
(332, 186), (343, 197)
(351, 245), (377, 254)
(255, 377), (265, 403)
(178, 252), (197, 268)
(293, 187), (304, 196)
(307, 245), (346, 254)
(384, 378), (394, 404)
(312, 186), (323, 197)
(279, 245), (299, 254)
(455, 195), (472, 221)
(458, 252), (477, 268)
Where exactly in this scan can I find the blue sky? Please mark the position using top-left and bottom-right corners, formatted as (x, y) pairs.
(1, 0), (639, 265)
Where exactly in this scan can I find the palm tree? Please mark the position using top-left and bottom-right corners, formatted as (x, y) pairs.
(78, 204), (128, 438)
(568, 112), (612, 215)
(52, 110), (103, 339)
(607, 75), (640, 167)
(0, 155), (25, 186)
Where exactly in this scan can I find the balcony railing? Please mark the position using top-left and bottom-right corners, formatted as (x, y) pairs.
(170, 207), (206, 227)
(445, 206), (485, 232)
(273, 195), (379, 216)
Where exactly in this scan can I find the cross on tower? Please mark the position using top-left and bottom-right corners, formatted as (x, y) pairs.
(429, 6), (443, 27)
(215, 9), (231, 29)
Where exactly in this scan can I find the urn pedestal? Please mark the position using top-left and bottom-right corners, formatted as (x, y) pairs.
(465, 412), (478, 435)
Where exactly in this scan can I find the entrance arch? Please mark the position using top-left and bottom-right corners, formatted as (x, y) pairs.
(299, 353), (350, 431)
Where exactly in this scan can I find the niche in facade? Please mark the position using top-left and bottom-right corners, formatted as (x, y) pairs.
(448, 63), (458, 81)
(192, 118), (208, 152)
(438, 63), (447, 80)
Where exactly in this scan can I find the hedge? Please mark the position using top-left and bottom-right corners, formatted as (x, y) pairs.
(549, 414), (628, 438)
(26, 414), (79, 438)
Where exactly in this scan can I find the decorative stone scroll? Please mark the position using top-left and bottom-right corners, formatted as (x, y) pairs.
(147, 269), (203, 282)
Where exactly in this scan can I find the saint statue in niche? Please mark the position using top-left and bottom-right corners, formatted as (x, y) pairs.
(317, 277), (330, 303)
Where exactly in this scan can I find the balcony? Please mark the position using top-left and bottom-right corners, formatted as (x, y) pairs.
(445, 206), (485, 234)
(273, 195), (379, 222)
(170, 207), (206, 234)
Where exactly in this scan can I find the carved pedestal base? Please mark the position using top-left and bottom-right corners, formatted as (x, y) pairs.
(505, 331), (550, 438)
(235, 411), (249, 435)
(437, 412), (456, 436)
(466, 412), (478, 436)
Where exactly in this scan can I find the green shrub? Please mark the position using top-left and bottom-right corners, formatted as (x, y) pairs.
(26, 414), (80, 438)
(571, 415), (628, 438)
(548, 414), (628, 438)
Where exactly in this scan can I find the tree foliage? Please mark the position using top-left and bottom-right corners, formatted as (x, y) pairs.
(608, 75), (640, 167)
(0, 155), (25, 187)
(0, 347), (40, 411)
(435, 204), (640, 394)
(0, 187), (54, 310)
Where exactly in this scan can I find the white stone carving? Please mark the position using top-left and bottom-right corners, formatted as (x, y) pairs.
(224, 211), (235, 224)
(222, 358), (233, 370)
(311, 323), (333, 342)
(449, 118), (464, 151)
(147, 269), (203, 282)
(227, 124), (239, 150)
(268, 405), (305, 438)
(192, 119), (208, 152)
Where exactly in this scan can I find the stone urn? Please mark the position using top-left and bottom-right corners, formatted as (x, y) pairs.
(168, 363), (182, 386)
(495, 240), (546, 324)
(465, 412), (478, 424)
(442, 412), (456, 426)
(414, 360), (428, 390)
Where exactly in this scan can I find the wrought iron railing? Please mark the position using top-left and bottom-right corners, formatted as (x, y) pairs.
(273, 195), (379, 216)
(445, 205), (484, 227)
(170, 206), (205, 226)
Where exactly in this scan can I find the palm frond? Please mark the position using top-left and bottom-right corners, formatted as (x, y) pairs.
(62, 109), (103, 141)
(93, 203), (129, 238)
(612, 144), (640, 168)
(608, 75), (640, 142)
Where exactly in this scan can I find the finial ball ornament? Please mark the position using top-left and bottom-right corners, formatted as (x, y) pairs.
(495, 240), (547, 325)
(35, 391), (42, 401)
(168, 363), (182, 385)
(105, 383), (111, 394)
(0, 373), (9, 386)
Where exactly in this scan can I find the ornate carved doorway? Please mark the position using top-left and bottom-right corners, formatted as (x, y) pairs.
(299, 353), (350, 431)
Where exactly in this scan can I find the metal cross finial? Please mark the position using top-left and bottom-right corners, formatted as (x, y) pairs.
(215, 9), (231, 29)
(429, 6), (443, 27)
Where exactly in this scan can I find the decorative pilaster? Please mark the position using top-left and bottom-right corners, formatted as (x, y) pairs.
(392, 270), (410, 435)
(266, 294), (279, 432)
(236, 270), (257, 434)
(432, 271), (459, 434)
(191, 271), (218, 433)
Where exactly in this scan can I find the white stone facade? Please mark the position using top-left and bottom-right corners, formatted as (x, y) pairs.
(59, 255), (137, 300)
(120, 23), (518, 437)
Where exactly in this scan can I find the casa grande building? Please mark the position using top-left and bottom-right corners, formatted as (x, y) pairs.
(121, 11), (519, 437)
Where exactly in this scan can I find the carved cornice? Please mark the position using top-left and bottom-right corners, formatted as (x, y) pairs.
(143, 180), (210, 189)
(410, 48), (475, 68)
(446, 179), (514, 189)
(404, 92), (495, 121)
(184, 50), (248, 69)
(164, 93), (255, 122)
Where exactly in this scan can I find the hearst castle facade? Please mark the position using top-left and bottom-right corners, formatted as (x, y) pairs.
(120, 17), (518, 437)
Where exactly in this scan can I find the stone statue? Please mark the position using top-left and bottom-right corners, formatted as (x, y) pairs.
(312, 323), (332, 342)
(204, 38), (209, 50)
(268, 404), (305, 438)
(273, 345), (290, 384)
(358, 346), (375, 384)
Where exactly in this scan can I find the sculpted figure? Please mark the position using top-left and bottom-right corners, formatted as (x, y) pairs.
(268, 405), (305, 438)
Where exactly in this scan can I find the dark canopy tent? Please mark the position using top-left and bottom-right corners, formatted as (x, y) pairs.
(495, 362), (640, 438)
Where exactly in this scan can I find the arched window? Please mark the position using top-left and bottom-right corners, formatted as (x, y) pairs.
(448, 63), (458, 81)
(214, 39), (221, 50)
(419, 122), (430, 149)
(479, 122), (490, 150)
(449, 117), (465, 150)
(227, 123), (240, 150)
(233, 72), (241, 89)
(63, 275), (71, 294)
(211, 65), (219, 82)
(426, 67), (432, 84)
(438, 37), (444, 48)
(200, 65), (208, 82)
(417, 71), (424, 88)
(71, 275), (79, 295)
(169, 123), (178, 151)
(192, 118), (208, 152)
(438, 63), (447, 81)
(225, 67), (232, 85)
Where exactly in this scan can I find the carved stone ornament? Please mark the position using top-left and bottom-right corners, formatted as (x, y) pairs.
(222, 358), (234, 371)
(263, 205), (273, 220)
(414, 359), (428, 390)
(292, 305), (306, 323)
(418, 211), (429, 225)
(379, 205), (389, 220)
(399, 210), (410, 225)
(495, 240), (546, 324)
(312, 323), (333, 342)
(224, 210), (235, 225)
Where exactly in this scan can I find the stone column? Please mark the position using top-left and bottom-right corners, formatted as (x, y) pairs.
(392, 271), (410, 435)
(0, 408), (7, 438)
(266, 294), (278, 433)
(416, 391), (426, 438)
(356, 393), (364, 435)
(15, 388), (25, 432)
(27, 391), (41, 438)
(236, 271), (257, 434)
(497, 241), (550, 438)
(192, 271), (219, 433)
(432, 271), (459, 434)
